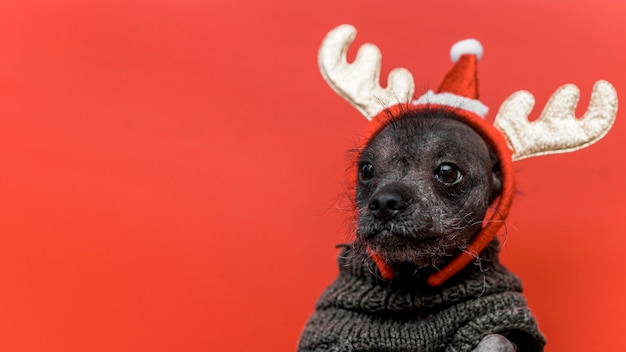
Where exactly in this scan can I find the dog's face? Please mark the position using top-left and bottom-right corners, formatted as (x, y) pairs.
(355, 109), (502, 269)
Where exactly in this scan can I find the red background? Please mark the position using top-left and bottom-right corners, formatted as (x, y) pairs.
(0, 1), (625, 351)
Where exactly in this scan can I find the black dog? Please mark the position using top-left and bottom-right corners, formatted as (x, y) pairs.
(300, 22), (616, 352)
(298, 108), (545, 352)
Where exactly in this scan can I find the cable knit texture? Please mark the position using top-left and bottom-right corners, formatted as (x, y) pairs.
(298, 241), (545, 352)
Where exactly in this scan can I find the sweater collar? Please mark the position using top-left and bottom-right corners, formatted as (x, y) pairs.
(320, 240), (523, 315)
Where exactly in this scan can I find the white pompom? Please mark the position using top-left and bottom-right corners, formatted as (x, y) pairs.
(450, 39), (483, 62)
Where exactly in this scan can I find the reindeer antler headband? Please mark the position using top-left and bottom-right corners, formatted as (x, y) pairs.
(319, 24), (618, 286)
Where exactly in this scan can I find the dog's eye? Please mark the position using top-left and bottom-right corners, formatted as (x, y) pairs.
(359, 163), (374, 181)
(435, 163), (462, 185)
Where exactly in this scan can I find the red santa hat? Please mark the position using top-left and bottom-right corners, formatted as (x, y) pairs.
(412, 39), (488, 117)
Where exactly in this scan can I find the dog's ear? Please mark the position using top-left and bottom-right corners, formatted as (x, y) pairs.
(489, 148), (503, 203)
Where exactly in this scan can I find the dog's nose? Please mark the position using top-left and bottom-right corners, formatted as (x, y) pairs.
(369, 187), (407, 221)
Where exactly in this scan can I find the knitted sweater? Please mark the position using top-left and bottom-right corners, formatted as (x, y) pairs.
(298, 241), (545, 352)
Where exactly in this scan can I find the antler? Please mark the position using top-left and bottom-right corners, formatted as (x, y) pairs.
(318, 24), (415, 120)
(494, 80), (618, 161)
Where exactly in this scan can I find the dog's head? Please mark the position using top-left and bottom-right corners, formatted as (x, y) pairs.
(319, 24), (617, 285)
(355, 108), (502, 269)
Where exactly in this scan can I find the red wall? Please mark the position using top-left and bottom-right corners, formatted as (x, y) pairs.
(0, 1), (625, 351)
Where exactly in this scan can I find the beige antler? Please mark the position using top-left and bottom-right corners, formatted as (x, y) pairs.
(494, 80), (618, 161)
(318, 24), (415, 120)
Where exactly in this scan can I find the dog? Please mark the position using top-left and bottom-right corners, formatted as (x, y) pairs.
(297, 107), (544, 352)
(299, 23), (617, 352)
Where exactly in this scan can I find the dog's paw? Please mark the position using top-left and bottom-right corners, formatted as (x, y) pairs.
(472, 334), (516, 352)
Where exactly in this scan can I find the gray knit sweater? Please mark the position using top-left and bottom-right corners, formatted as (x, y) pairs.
(298, 241), (545, 352)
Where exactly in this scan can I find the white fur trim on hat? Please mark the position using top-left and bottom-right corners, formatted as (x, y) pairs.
(411, 90), (489, 117)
